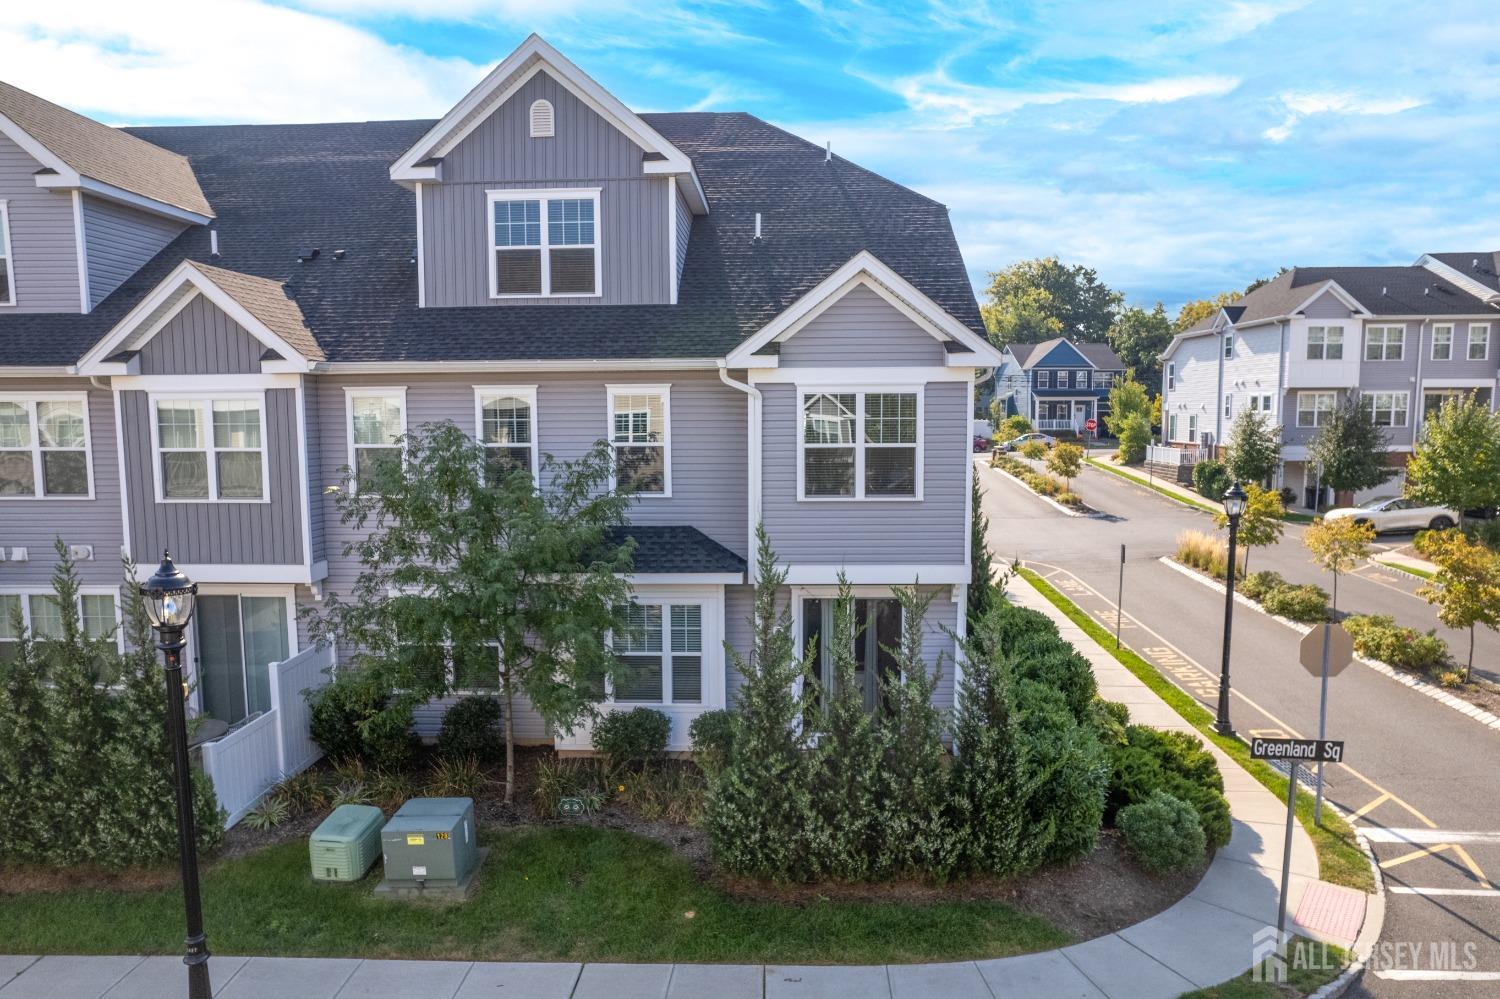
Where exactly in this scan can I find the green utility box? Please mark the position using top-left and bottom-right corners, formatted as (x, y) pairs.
(309, 804), (384, 882)
(375, 797), (482, 899)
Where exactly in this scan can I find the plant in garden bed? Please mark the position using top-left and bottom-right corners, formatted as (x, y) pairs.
(1192, 459), (1229, 501)
(1413, 528), (1500, 682)
(1176, 530), (1239, 579)
(592, 706), (671, 773)
(531, 756), (611, 819)
(1304, 516), (1375, 613)
(437, 695), (505, 761)
(1118, 791), (1205, 873)
(1213, 484), (1284, 574)
(1045, 442), (1084, 493)
(1106, 725), (1229, 853)
(1342, 615), (1449, 674)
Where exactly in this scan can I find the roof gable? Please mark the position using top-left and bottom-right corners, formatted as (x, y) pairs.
(1024, 338), (1093, 369)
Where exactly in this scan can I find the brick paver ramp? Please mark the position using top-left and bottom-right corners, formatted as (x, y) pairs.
(1294, 881), (1367, 946)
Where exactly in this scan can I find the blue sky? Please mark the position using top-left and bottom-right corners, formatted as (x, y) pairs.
(7, 1), (1497, 312)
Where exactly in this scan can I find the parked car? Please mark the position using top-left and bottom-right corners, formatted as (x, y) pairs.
(1000, 432), (1057, 452)
(973, 434), (992, 453)
(1324, 496), (1460, 534)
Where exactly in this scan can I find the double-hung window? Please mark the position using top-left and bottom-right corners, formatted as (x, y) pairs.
(1361, 391), (1409, 428)
(609, 385), (669, 496)
(1365, 326), (1404, 361)
(0, 395), (91, 498)
(1, 591), (119, 663)
(153, 397), (266, 501)
(488, 189), (600, 298)
(346, 389), (406, 490)
(1468, 324), (1490, 361)
(612, 602), (702, 704)
(1035, 370), (1051, 389)
(1307, 326), (1344, 360)
(1166, 363), (1175, 391)
(1224, 334), (1235, 359)
(0, 200), (13, 306)
(474, 386), (537, 481)
(1297, 392), (1336, 428)
(1249, 394), (1274, 414)
(1223, 394), (1233, 418)
(1187, 415), (1199, 443)
(1432, 325), (1454, 361)
(1167, 414), (1179, 441)
(801, 390), (920, 500)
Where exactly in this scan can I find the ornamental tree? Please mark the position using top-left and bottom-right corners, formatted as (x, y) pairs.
(1214, 483), (1285, 573)
(1303, 516), (1375, 612)
(310, 422), (635, 803)
(1046, 442), (1085, 492)
(1105, 377), (1150, 437)
(1405, 395), (1500, 527)
(1413, 529), (1500, 682)
(1308, 398), (1397, 500)
(1224, 409), (1281, 486)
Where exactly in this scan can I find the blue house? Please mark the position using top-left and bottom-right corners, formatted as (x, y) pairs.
(995, 338), (1125, 434)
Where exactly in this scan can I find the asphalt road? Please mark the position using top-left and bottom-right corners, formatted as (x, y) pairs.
(979, 456), (1500, 998)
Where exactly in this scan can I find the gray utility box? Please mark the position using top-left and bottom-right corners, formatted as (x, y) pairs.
(309, 804), (384, 882)
(377, 797), (479, 897)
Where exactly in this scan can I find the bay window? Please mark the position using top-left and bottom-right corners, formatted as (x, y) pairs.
(475, 386), (537, 480)
(612, 602), (702, 705)
(1361, 391), (1409, 427)
(0, 395), (92, 498)
(346, 389), (406, 489)
(488, 189), (600, 298)
(153, 396), (266, 501)
(609, 385), (669, 496)
(800, 389), (921, 500)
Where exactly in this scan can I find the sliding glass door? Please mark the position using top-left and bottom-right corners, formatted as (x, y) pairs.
(801, 597), (901, 713)
(195, 594), (290, 725)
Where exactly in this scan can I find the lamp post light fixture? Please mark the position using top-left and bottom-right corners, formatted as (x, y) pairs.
(139, 551), (212, 999)
(1215, 483), (1248, 737)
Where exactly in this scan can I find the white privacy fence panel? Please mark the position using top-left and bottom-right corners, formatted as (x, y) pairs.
(200, 709), (280, 828)
(271, 644), (334, 777)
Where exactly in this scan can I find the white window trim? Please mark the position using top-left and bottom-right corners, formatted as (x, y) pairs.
(1223, 394), (1233, 418)
(0, 199), (14, 307)
(796, 386), (925, 502)
(1467, 324), (1490, 361)
(1036, 370), (1051, 388)
(0, 586), (124, 653)
(1306, 325), (1345, 361)
(344, 386), (408, 493)
(486, 187), (602, 300)
(0, 392), (95, 500)
(607, 383), (671, 498)
(1224, 334), (1234, 359)
(1432, 324), (1454, 361)
(605, 595), (716, 707)
(187, 584), (300, 716)
(1167, 413), (1179, 441)
(1365, 325), (1405, 362)
(1361, 390), (1410, 428)
(149, 392), (269, 504)
(473, 384), (539, 481)
(1187, 414), (1199, 443)
(1297, 391), (1337, 428)
(1166, 363), (1175, 391)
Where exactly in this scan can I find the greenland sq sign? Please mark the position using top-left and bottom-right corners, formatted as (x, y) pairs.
(1250, 737), (1345, 764)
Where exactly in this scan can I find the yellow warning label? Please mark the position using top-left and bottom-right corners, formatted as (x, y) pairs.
(436, 831), (450, 840)
(406, 834), (424, 846)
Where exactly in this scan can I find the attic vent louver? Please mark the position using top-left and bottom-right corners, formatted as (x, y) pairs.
(529, 99), (555, 138)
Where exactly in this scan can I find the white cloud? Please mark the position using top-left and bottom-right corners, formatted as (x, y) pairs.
(1263, 90), (1425, 142)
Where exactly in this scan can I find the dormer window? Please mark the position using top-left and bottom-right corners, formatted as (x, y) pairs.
(488, 189), (600, 298)
(529, 99), (555, 138)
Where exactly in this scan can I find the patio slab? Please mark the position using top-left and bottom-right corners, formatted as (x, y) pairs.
(765, 965), (891, 999)
(217, 957), (361, 999)
(453, 961), (581, 998)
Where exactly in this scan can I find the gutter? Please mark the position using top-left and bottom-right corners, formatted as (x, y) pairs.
(717, 360), (762, 562)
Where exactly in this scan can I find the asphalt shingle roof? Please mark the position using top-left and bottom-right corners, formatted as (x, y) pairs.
(1428, 252), (1500, 295)
(606, 526), (746, 575)
(189, 262), (325, 361)
(1007, 338), (1122, 369)
(0, 112), (982, 367)
(0, 82), (213, 218)
(1209, 266), (1499, 329)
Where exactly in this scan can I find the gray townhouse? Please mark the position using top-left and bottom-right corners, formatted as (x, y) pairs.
(0, 35), (1002, 756)
(992, 338), (1124, 434)
(1160, 259), (1500, 508)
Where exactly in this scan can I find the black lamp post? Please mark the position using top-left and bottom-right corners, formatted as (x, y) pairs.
(139, 552), (212, 999)
(1215, 483), (1248, 737)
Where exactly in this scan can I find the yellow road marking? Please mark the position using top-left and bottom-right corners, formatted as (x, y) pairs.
(1380, 845), (1453, 870)
(1349, 792), (1393, 822)
(1451, 845), (1495, 890)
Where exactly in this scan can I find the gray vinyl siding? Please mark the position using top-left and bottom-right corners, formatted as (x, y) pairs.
(80, 195), (186, 308)
(1282, 387), (1348, 447)
(414, 693), (550, 744)
(1302, 292), (1352, 319)
(303, 381), (325, 564)
(674, 182), (691, 294)
(118, 388), (304, 565)
(1162, 334), (1220, 443)
(1419, 320), (1499, 379)
(723, 583), (755, 706)
(422, 70), (670, 307)
(0, 379), (123, 586)
(0, 133), (81, 313)
(778, 285), (947, 368)
(759, 381), (966, 565)
(136, 295), (264, 374)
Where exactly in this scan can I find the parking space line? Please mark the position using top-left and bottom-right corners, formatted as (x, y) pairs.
(1363, 828), (1500, 846)
(1389, 887), (1500, 897)
(1451, 845), (1495, 890)
(1379, 845), (1454, 870)
(1349, 792), (1393, 821)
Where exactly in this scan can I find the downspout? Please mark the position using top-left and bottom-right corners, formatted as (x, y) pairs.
(1411, 319), (1426, 451)
(717, 361), (761, 562)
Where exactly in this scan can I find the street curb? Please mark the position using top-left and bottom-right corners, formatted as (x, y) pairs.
(1308, 804), (1387, 999)
(1366, 557), (1440, 587)
(1159, 557), (1500, 732)
(981, 460), (1092, 518)
(1083, 457), (1218, 515)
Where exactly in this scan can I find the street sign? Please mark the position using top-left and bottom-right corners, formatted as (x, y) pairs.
(1084, 418), (1098, 431)
(1250, 737), (1346, 764)
(1300, 624), (1353, 677)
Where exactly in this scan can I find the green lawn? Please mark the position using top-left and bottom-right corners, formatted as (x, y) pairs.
(1181, 938), (1349, 998)
(0, 826), (1069, 964)
(1017, 568), (1375, 893)
(1375, 559), (1434, 581)
(1084, 459), (1317, 523)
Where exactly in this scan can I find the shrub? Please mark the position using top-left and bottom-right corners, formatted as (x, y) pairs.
(437, 695), (504, 761)
(425, 754), (489, 798)
(531, 756), (610, 819)
(1117, 413), (1151, 464)
(1088, 698), (1130, 746)
(242, 794), (291, 832)
(1014, 680), (1108, 866)
(1260, 582), (1329, 623)
(1279, 487), (1298, 508)
(689, 709), (735, 775)
(361, 702), (420, 771)
(366, 767), (416, 812)
(1239, 570), (1286, 602)
(1438, 671), (1465, 689)
(272, 769), (333, 814)
(1020, 440), (1048, 460)
(308, 674), (418, 769)
(592, 707), (671, 772)
(619, 764), (706, 825)
(1057, 491), (1083, 508)
(999, 414), (1033, 440)
(1192, 459), (1230, 501)
(1107, 725), (1230, 850)
(1119, 790), (1207, 872)
(1177, 529), (1232, 579)
(1343, 615), (1449, 673)
(998, 604), (1097, 722)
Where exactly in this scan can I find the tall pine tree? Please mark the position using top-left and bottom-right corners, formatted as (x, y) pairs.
(0, 606), (50, 863)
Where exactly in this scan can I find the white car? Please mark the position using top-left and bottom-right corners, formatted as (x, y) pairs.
(1323, 496), (1460, 534)
(1001, 432), (1058, 452)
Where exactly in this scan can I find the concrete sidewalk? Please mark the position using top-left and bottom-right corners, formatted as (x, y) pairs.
(0, 574), (1371, 999)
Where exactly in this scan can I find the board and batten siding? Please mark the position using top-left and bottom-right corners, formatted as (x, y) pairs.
(421, 69), (670, 307)
(674, 182), (691, 293)
(136, 295), (264, 375)
(0, 379), (124, 586)
(0, 132), (81, 313)
(80, 195), (187, 308)
(759, 381), (966, 566)
(777, 285), (948, 368)
(118, 388), (304, 565)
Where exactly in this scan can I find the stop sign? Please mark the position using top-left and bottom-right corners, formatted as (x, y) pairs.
(1300, 624), (1354, 678)
(1084, 418), (1097, 431)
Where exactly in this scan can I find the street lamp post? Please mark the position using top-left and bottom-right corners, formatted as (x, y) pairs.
(1215, 483), (1248, 737)
(139, 552), (212, 999)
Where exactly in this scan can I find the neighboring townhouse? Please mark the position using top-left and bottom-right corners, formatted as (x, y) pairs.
(994, 338), (1123, 434)
(0, 35), (1001, 753)
(1160, 260), (1500, 507)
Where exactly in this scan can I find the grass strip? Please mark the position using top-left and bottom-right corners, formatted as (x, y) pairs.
(1018, 566), (1375, 893)
(1181, 937), (1350, 998)
(1084, 459), (1318, 523)
(1374, 560), (1434, 581)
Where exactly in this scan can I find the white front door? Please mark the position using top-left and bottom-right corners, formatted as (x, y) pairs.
(1073, 403), (1089, 431)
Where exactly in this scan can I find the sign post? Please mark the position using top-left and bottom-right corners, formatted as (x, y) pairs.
(1251, 738), (1346, 947)
(1299, 625), (1354, 825)
(1116, 544), (1125, 648)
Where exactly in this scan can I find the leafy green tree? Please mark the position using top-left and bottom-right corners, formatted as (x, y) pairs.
(311, 422), (634, 803)
(969, 477), (997, 625)
(1116, 413), (1151, 465)
(1405, 396), (1500, 526)
(1214, 483), (1285, 574)
(1105, 376), (1150, 437)
(997, 413), (1032, 440)
(1173, 291), (1239, 333)
(1224, 409), (1282, 486)
(705, 527), (819, 880)
(1304, 517), (1375, 612)
(1046, 442), (1084, 492)
(1414, 529), (1500, 682)
(981, 257), (1122, 350)
(0, 603), (49, 862)
(1106, 303), (1173, 390)
(1307, 398), (1396, 501)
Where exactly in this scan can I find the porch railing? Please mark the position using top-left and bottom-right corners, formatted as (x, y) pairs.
(1146, 444), (1208, 466)
(1036, 419), (1080, 431)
